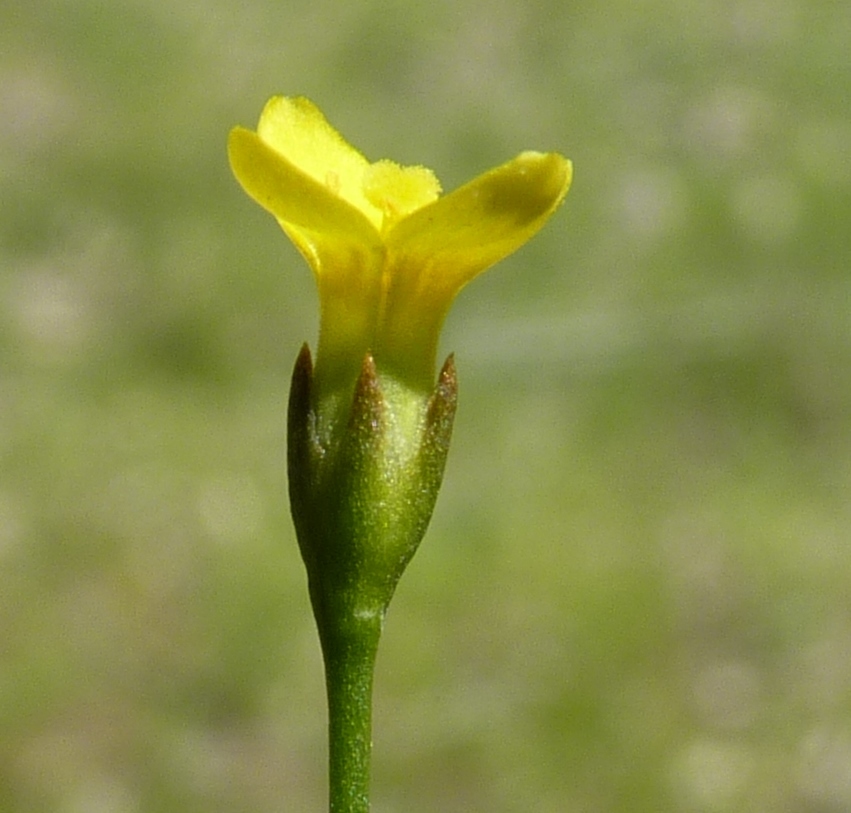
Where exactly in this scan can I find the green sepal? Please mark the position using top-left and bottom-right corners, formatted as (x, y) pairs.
(288, 344), (457, 642)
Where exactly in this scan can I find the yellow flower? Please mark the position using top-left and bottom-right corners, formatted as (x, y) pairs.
(228, 96), (571, 405)
(229, 102), (573, 746)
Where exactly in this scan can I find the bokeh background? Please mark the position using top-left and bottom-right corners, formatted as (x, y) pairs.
(2, 1), (851, 811)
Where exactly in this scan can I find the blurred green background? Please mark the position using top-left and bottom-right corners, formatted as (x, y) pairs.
(2, 1), (850, 811)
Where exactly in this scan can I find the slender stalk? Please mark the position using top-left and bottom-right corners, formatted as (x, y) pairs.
(319, 610), (383, 813)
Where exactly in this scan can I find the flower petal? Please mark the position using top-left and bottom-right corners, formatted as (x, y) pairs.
(385, 151), (572, 295)
(363, 160), (441, 232)
(229, 125), (387, 403)
(375, 151), (572, 387)
(257, 96), (384, 230)
(228, 126), (380, 249)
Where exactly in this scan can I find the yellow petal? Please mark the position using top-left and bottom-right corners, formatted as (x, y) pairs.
(363, 160), (441, 232)
(385, 151), (571, 296)
(256, 96), (385, 230)
(375, 151), (572, 388)
(228, 126), (380, 249)
(229, 124), (387, 403)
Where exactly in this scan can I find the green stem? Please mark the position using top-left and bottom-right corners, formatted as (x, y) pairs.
(319, 610), (383, 813)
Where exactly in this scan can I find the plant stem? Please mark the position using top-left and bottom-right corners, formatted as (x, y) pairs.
(319, 610), (383, 813)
